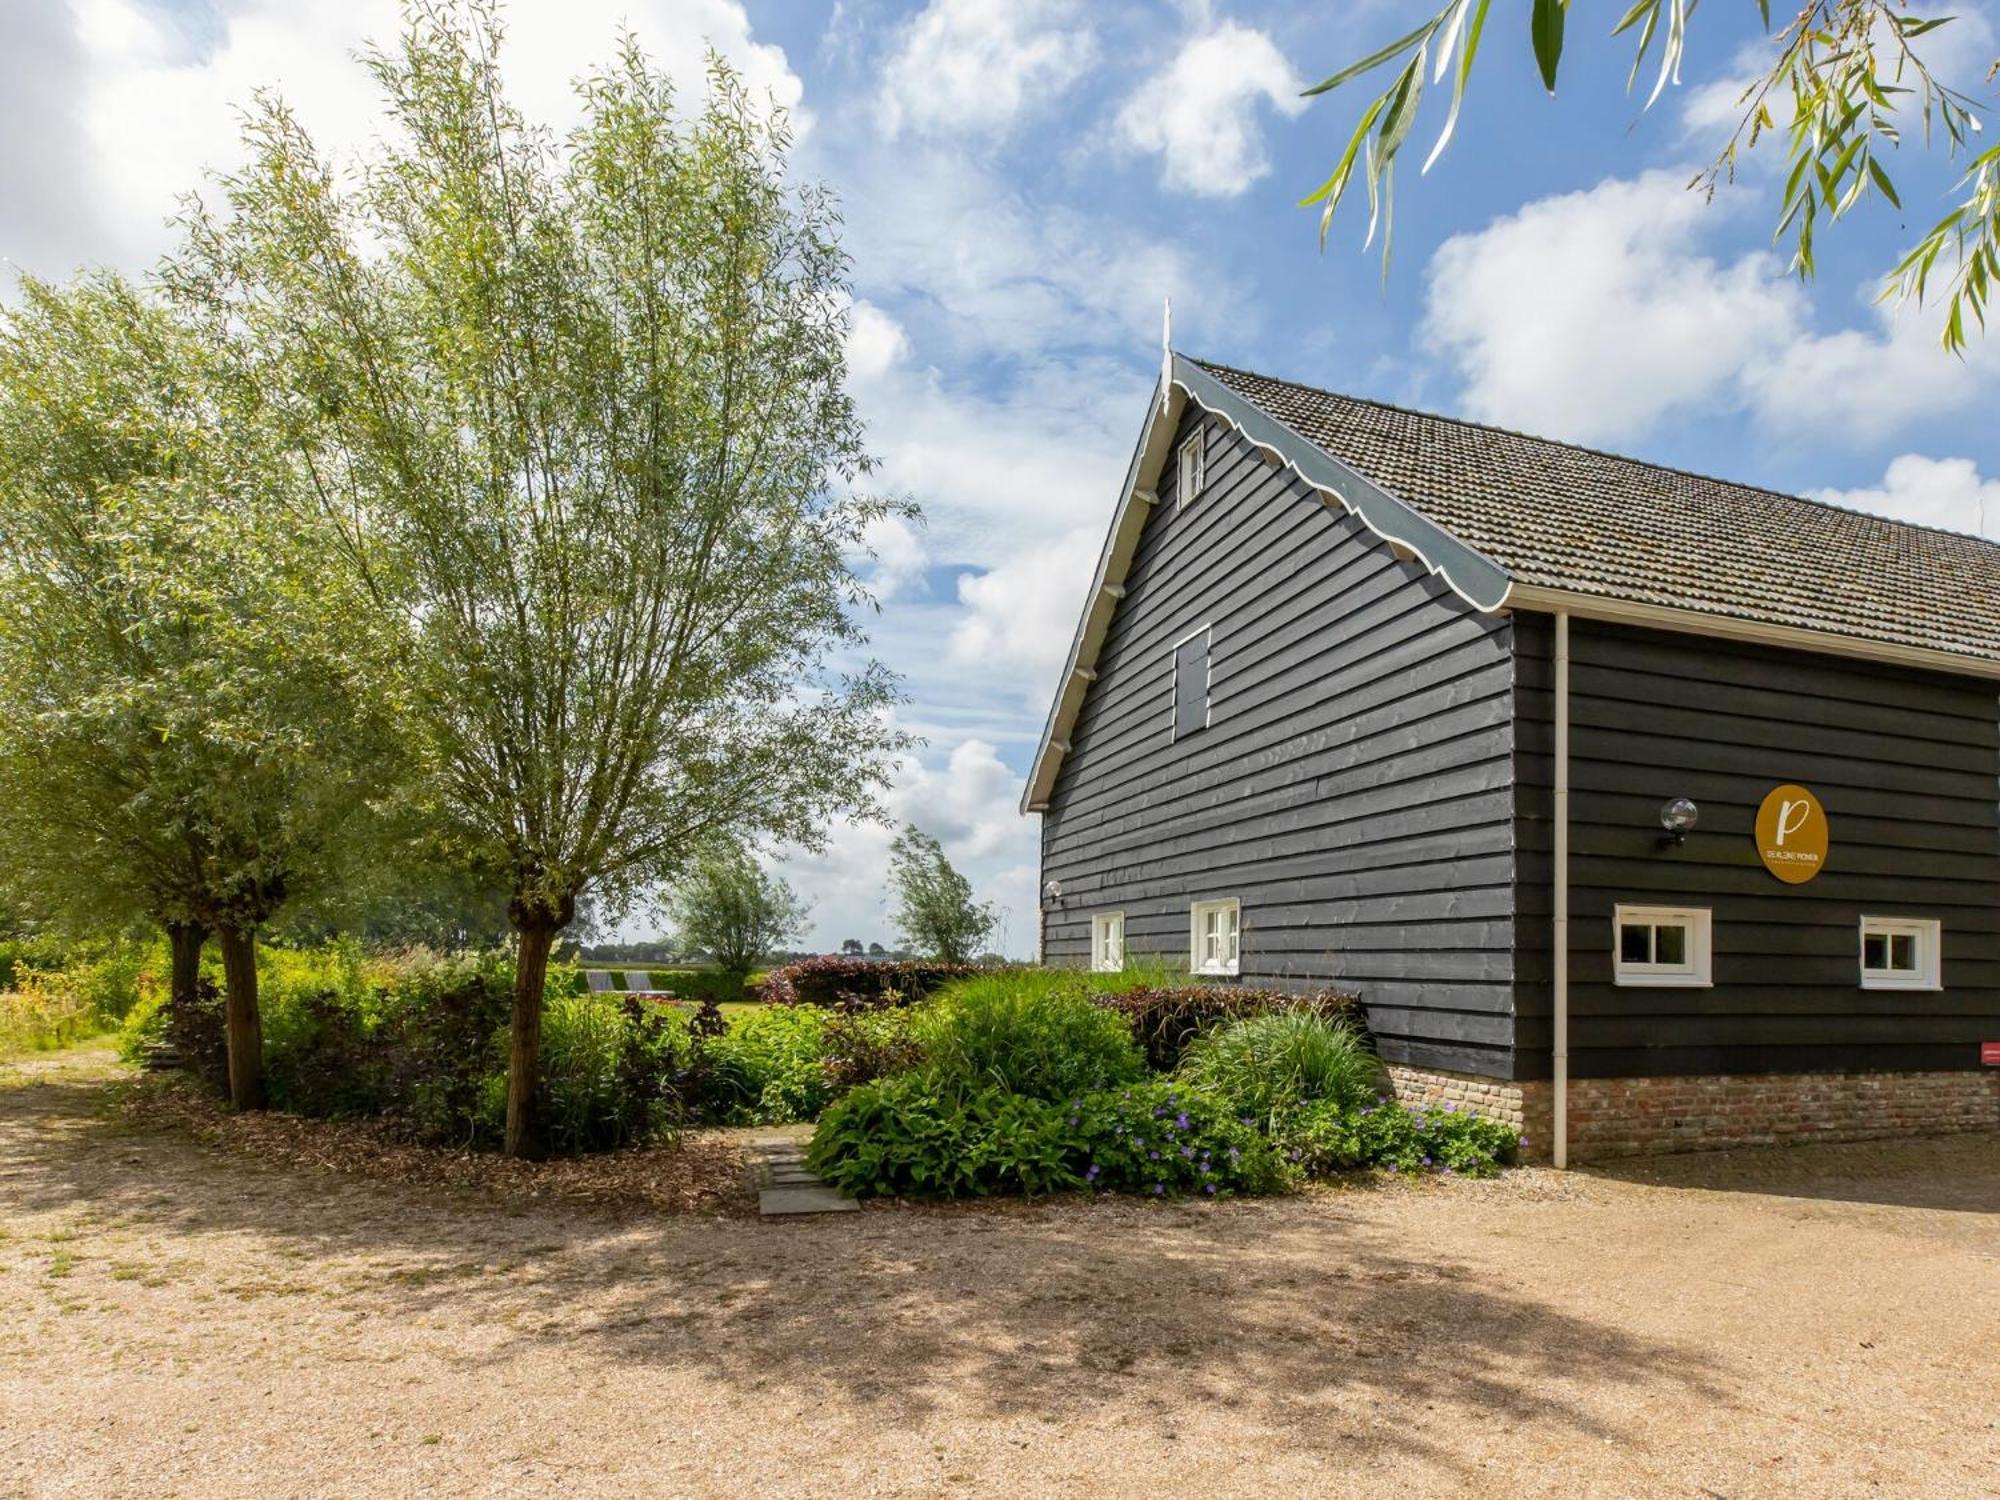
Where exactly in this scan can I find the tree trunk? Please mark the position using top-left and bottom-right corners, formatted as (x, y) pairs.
(216, 924), (265, 1111)
(165, 920), (208, 1015)
(505, 918), (559, 1160)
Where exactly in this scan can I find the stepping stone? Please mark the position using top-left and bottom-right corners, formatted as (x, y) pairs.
(759, 1184), (859, 1216)
(769, 1166), (819, 1184)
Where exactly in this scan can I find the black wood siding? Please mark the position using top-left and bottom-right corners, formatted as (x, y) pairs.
(1039, 406), (1519, 1076)
(1513, 614), (2000, 1079)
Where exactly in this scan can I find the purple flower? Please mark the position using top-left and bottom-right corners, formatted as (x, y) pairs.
(1441, 1166), (1454, 1175)
(1203, 1183), (1216, 1195)
(1153, 1183), (1165, 1196)
(1180, 1145), (1195, 1159)
(1154, 1106), (1168, 1118)
(1442, 1102), (1456, 1113)
(1175, 1112), (1190, 1129)
(1360, 1107), (1373, 1117)
(1387, 1163), (1398, 1173)
(1149, 1150), (1160, 1160)
(1421, 1157), (1433, 1167)
(1085, 1164), (1100, 1181)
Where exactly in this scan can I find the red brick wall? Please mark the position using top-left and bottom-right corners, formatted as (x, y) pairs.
(1387, 1065), (2000, 1163)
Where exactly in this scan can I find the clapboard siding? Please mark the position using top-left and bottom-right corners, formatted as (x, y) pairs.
(1512, 614), (2000, 1080)
(1041, 405), (1517, 1074)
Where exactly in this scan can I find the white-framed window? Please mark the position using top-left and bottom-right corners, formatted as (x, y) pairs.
(1170, 625), (1211, 741)
(1189, 897), (1240, 977)
(1859, 916), (1941, 991)
(1091, 911), (1125, 973)
(1177, 430), (1205, 510)
(1612, 904), (1712, 988)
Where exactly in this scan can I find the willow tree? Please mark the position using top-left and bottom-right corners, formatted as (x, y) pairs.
(0, 273), (396, 1106)
(186, 3), (906, 1156)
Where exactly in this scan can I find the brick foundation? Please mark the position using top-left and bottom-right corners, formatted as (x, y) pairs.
(1386, 1064), (2000, 1162)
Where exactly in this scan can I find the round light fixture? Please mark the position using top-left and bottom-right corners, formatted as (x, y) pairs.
(1658, 797), (1698, 846)
(1042, 879), (1063, 906)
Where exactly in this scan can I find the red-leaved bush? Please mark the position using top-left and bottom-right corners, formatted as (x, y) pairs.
(756, 956), (985, 1011)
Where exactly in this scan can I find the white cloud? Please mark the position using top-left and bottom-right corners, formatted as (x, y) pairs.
(8, 0), (802, 276)
(1747, 297), (2000, 442)
(948, 526), (1103, 704)
(1115, 21), (1308, 197)
(1421, 167), (2000, 446)
(877, 0), (1095, 139)
(845, 298), (910, 382)
(775, 733), (1039, 955)
(1811, 454), (2000, 540)
(1422, 170), (1802, 443)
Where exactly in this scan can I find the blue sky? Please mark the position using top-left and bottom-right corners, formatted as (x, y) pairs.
(5, 0), (1998, 951)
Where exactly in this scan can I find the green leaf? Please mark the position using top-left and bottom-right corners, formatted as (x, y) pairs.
(1867, 156), (1901, 210)
(1531, 0), (1567, 94)
(1302, 17), (1439, 97)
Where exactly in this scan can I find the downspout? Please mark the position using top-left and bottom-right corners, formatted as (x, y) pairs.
(1553, 611), (1571, 1170)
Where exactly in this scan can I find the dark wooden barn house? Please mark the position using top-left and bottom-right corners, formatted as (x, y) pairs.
(1024, 352), (2000, 1162)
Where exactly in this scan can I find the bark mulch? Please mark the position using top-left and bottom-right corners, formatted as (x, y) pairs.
(114, 1072), (757, 1218)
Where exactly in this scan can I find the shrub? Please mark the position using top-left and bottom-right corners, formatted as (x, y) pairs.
(528, 992), (686, 1153)
(759, 955), (981, 1010)
(1272, 1097), (1519, 1178)
(1094, 984), (1361, 1071)
(806, 1072), (1079, 1198)
(820, 1006), (922, 1093)
(6, 940), (156, 1058)
(1176, 1012), (1382, 1123)
(374, 950), (515, 1145)
(915, 972), (1145, 1102)
(696, 1004), (833, 1124)
(1071, 1081), (1287, 1197)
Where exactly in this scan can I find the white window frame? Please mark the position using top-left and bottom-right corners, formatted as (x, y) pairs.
(1612, 904), (1712, 988)
(1090, 911), (1126, 973)
(1858, 916), (1941, 991)
(1189, 897), (1241, 977)
(1168, 623), (1212, 742)
(1176, 430), (1205, 510)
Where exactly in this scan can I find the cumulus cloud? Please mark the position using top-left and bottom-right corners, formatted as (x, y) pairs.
(948, 526), (1104, 707)
(877, 0), (1096, 139)
(1115, 21), (1307, 196)
(1811, 454), (2000, 540)
(774, 733), (1039, 955)
(7, 0), (801, 276)
(1422, 168), (2000, 447)
(1423, 170), (1802, 443)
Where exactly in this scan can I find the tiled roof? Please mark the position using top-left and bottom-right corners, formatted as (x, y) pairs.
(1196, 358), (2000, 665)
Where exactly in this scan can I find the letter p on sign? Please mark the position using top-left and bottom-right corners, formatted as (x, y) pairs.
(1756, 784), (1828, 884)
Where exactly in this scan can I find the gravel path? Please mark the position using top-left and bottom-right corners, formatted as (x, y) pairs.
(3, 1044), (1997, 1498)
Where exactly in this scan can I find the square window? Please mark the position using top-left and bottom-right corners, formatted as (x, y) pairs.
(1189, 898), (1240, 977)
(1177, 430), (1205, 509)
(1091, 912), (1125, 973)
(1612, 905), (1712, 988)
(1859, 917), (1940, 990)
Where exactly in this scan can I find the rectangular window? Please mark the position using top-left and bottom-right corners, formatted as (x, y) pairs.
(1612, 904), (1712, 988)
(1189, 898), (1240, 977)
(1171, 626), (1210, 740)
(1091, 912), (1125, 973)
(1177, 430), (1205, 509)
(1859, 916), (1941, 990)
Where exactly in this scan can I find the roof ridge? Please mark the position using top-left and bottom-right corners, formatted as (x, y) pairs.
(1187, 354), (2000, 555)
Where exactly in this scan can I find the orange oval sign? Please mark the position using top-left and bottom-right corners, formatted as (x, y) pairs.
(1755, 784), (1828, 884)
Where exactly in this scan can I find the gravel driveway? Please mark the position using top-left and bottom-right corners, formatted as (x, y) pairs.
(3, 1044), (1996, 1498)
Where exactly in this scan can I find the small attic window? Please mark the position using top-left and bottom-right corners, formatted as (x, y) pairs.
(1177, 430), (1205, 510)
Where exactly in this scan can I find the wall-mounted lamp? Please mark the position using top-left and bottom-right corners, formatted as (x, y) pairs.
(1657, 797), (1698, 848)
(1042, 879), (1064, 908)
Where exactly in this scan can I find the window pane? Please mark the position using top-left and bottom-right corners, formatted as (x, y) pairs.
(1619, 924), (1651, 964)
(1863, 932), (1888, 970)
(1889, 933), (1917, 971)
(1655, 924), (1687, 967)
